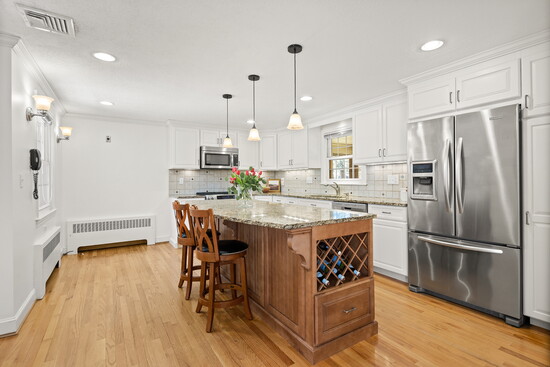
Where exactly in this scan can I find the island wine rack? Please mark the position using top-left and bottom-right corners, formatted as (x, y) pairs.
(315, 232), (370, 292)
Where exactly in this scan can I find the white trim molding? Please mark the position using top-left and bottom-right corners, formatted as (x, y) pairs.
(0, 33), (19, 48)
(0, 289), (36, 336)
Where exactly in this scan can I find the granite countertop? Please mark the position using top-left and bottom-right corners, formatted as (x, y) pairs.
(256, 193), (407, 207)
(193, 200), (376, 230)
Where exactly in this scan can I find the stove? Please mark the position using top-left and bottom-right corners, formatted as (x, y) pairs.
(196, 191), (235, 200)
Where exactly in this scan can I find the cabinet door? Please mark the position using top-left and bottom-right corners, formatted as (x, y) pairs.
(237, 132), (259, 169)
(200, 129), (221, 146)
(277, 131), (293, 169)
(455, 57), (521, 110)
(171, 127), (200, 169)
(408, 76), (455, 119)
(373, 218), (408, 276)
(259, 134), (277, 170)
(290, 129), (308, 168)
(523, 116), (550, 323)
(383, 100), (407, 162)
(353, 106), (383, 164)
(522, 47), (550, 118)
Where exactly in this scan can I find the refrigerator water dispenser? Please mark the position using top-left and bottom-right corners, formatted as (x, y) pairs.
(410, 161), (436, 200)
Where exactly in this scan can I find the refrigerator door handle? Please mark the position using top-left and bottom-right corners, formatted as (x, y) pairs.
(418, 236), (504, 254)
(443, 139), (452, 212)
(456, 137), (464, 214)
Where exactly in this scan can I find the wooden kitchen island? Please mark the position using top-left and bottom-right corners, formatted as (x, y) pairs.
(194, 200), (378, 363)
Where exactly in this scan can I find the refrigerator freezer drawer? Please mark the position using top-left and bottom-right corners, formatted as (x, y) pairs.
(408, 232), (521, 319)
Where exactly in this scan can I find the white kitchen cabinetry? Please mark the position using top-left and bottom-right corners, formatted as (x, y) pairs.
(259, 134), (277, 170)
(353, 98), (407, 164)
(299, 198), (333, 209)
(277, 129), (308, 169)
(272, 196), (284, 204)
(200, 129), (238, 147)
(407, 55), (521, 119)
(523, 115), (550, 324)
(237, 132), (259, 169)
(253, 195), (272, 202)
(369, 205), (407, 280)
(169, 126), (200, 169)
(522, 46), (550, 118)
(279, 196), (301, 205)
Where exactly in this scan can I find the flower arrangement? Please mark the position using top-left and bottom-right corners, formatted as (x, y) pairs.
(227, 166), (267, 200)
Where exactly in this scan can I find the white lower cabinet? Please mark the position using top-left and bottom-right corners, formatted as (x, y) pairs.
(253, 195), (272, 202)
(369, 205), (408, 279)
(523, 115), (550, 323)
(299, 198), (333, 209)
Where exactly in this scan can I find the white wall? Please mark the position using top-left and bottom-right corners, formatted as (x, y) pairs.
(61, 115), (170, 243)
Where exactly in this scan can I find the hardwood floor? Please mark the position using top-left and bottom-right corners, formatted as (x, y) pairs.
(0, 243), (548, 367)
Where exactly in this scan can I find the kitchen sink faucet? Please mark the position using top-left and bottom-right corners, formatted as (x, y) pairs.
(324, 182), (341, 196)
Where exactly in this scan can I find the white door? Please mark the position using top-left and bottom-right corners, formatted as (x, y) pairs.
(290, 129), (308, 168)
(408, 76), (455, 119)
(260, 134), (277, 170)
(200, 129), (221, 146)
(171, 127), (200, 169)
(522, 47), (550, 118)
(237, 132), (259, 170)
(523, 115), (550, 323)
(277, 131), (293, 169)
(353, 106), (383, 164)
(373, 218), (408, 276)
(383, 100), (407, 162)
(455, 57), (521, 110)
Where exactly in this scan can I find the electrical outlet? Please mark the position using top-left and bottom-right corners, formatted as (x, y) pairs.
(306, 176), (313, 184)
(387, 174), (399, 185)
(178, 178), (184, 184)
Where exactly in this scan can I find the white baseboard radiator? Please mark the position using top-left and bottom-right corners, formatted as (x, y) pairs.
(66, 215), (156, 253)
(34, 226), (62, 299)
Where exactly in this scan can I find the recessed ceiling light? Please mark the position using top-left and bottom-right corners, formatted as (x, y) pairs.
(99, 101), (114, 106)
(246, 119), (255, 124)
(93, 52), (116, 62)
(300, 96), (313, 101)
(420, 40), (444, 51)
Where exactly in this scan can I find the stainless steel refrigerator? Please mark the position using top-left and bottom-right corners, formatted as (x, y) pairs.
(407, 104), (523, 326)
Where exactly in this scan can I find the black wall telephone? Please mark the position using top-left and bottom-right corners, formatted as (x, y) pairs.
(30, 149), (41, 200)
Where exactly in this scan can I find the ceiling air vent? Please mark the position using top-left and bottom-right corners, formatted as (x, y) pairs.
(16, 4), (76, 37)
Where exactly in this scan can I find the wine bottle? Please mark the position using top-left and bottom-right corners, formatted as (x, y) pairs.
(316, 272), (330, 286)
(349, 264), (361, 277)
(318, 241), (329, 251)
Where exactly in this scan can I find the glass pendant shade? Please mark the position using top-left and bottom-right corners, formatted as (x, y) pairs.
(248, 125), (261, 141)
(222, 136), (233, 147)
(287, 110), (304, 130)
(32, 95), (54, 111)
(60, 126), (73, 137)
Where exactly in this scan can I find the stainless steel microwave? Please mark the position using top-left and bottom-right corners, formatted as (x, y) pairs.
(200, 146), (239, 169)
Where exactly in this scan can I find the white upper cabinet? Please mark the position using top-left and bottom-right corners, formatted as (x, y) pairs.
(277, 129), (308, 169)
(455, 56), (521, 110)
(353, 106), (383, 164)
(169, 126), (200, 169)
(259, 134), (277, 170)
(408, 76), (455, 119)
(354, 96), (407, 164)
(200, 129), (238, 147)
(522, 46), (550, 118)
(237, 132), (259, 170)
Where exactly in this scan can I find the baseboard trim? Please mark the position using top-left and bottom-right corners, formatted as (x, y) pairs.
(373, 266), (408, 283)
(156, 235), (170, 243)
(0, 288), (36, 336)
(529, 317), (550, 330)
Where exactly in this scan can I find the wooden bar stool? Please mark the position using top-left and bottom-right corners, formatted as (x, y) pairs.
(173, 201), (202, 300)
(189, 206), (253, 332)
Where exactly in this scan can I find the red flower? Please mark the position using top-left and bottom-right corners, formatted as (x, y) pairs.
(258, 171), (263, 176)
(232, 167), (237, 173)
(250, 167), (255, 172)
(245, 171), (250, 175)
(236, 170), (240, 175)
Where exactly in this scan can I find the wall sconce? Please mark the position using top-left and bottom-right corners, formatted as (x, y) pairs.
(57, 126), (72, 143)
(26, 95), (54, 124)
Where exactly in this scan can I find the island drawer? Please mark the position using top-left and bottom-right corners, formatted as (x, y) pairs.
(314, 279), (374, 345)
(369, 205), (406, 222)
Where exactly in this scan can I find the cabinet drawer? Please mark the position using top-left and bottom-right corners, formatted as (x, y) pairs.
(315, 279), (374, 345)
(369, 205), (406, 222)
(272, 196), (284, 203)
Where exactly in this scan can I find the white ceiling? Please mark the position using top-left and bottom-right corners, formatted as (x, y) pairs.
(1, 0), (549, 129)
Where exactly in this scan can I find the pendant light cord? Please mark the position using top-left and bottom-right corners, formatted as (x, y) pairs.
(293, 51), (297, 111)
(226, 98), (229, 137)
(253, 79), (256, 123)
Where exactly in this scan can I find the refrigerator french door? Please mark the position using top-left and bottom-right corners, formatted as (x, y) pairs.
(407, 104), (523, 326)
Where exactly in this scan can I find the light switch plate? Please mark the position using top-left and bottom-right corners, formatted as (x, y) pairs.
(179, 178), (184, 184)
(306, 176), (313, 184)
(387, 174), (399, 185)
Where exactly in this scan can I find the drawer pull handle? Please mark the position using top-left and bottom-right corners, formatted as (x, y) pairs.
(382, 211), (392, 214)
(343, 307), (357, 314)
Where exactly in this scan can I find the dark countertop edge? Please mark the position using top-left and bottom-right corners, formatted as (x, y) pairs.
(254, 193), (407, 207)
(214, 213), (377, 230)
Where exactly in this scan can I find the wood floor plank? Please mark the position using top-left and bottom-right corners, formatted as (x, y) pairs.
(0, 243), (548, 367)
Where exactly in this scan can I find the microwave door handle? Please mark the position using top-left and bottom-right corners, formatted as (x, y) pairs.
(456, 137), (464, 214)
(442, 139), (452, 212)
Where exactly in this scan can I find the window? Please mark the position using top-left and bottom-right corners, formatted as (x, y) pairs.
(322, 129), (366, 185)
(36, 120), (53, 211)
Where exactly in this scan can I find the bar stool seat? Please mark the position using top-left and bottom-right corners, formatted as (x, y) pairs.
(189, 206), (253, 332)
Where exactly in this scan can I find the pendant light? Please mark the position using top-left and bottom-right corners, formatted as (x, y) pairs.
(222, 94), (233, 148)
(247, 74), (261, 141)
(287, 44), (304, 130)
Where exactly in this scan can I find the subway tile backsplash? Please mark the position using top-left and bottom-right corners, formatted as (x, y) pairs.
(169, 164), (407, 199)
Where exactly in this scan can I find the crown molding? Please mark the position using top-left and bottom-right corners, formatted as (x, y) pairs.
(0, 33), (20, 48)
(65, 113), (165, 126)
(400, 29), (550, 86)
(307, 89), (406, 128)
(11, 39), (67, 115)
